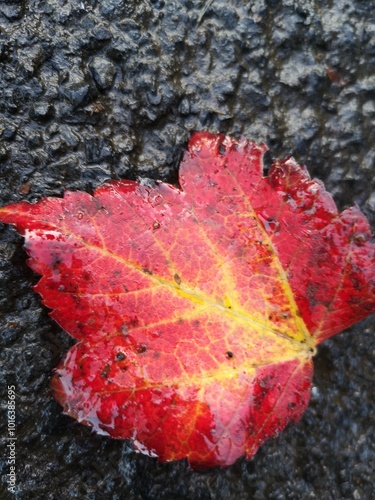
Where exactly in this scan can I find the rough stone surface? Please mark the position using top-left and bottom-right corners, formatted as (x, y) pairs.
(0, 1), (374, 498)
(89, 56), (116, 90)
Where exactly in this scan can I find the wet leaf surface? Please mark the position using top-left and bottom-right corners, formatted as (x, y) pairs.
(1, 132), (374, 468)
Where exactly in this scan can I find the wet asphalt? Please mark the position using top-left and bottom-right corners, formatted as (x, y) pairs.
(0, 1), (374, 499)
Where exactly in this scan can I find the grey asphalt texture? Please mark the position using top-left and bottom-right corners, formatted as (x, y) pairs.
(0, 1), (374, 499)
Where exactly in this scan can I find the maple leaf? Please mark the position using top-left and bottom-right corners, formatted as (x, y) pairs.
(0, 132), (374, 468)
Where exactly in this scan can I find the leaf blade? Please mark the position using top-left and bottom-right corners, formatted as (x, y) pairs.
(0, 131), (374, 467)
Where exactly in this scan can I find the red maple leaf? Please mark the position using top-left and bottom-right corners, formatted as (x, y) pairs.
(0, 132), (374, 468)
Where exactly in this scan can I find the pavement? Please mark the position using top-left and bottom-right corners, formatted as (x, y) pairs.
(0, 1), (374, 498)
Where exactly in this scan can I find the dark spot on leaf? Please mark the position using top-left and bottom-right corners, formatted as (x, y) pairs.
(226, 351), (234, 359)
(116, 352), (126, 361)
(101, 364), (110, 378)
(135, 343), (148, 354)
(174, 273), (181, 285)
(259, 376), (271, 389)
(128, 317), (139, 328)
(143, 268), (152, 275)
